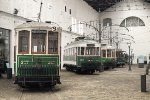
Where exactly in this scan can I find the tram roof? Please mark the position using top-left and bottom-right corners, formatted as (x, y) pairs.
(16, 21), (58, 29)
(101, 45), (116, 49)
(64, 39), (100, 48)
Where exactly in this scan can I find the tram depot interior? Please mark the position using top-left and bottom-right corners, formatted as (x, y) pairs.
(1, 0), (150, 89)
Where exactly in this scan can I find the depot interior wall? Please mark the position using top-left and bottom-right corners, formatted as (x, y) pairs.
(0, 13), (27, 74)
(99, 0), (150, 64)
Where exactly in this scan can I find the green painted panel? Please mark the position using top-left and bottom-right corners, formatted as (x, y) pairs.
(76, 56), (115, 67)
(77, 56), (100, 66)
(16, 55), (59, 76)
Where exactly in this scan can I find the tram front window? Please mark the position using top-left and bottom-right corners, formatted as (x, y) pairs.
(48, 31), (58, 54)
(32, 30), (46, 53)
(86, 47), (95, 55)
(18, 30), (29, 53)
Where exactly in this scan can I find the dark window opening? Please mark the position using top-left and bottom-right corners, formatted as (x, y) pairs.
(48, 31), (58, 54)
(32, 30), (46, 53)
(65, 6), (67, 12)
(86, 47), (95, 55)
(102, 50), (106, 57)
(69, 9), (71, 14)
(81, 47), (84, 55)
(103, 18), (112, 27)
(78, 47), (80, 55)
(120, 16), (145, 27)
(107, 49), (111, 57)
(18, 30), (29, 53)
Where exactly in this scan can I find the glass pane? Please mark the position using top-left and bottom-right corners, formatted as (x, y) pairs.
(86, 47), (95, 55)
(78, 47), (80, 55)
(107, 49), (111, 57)
(112, 50), (115, 57)
(32, 30), (46, 53)
(139, 19), (145, 26)
(102, 50), (106, 57)
(103, 18), (112, 26)
(96, 47), (99, 55)
(81, 47), (84, 55)
(120, 19), (125, 27)
(19, 30), (29, 52)
(126, 17), (138, 27)
(0, 28), (10, 62)
(48, 31), (58, 54)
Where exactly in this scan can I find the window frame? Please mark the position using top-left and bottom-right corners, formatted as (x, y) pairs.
(31, 30), (47, 54)
(85, 47), (95, 55)
(18, 30), (30, 54)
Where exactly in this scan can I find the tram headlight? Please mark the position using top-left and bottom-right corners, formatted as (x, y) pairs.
(88, 60), (93, 62)
(80, 59), (84, 62)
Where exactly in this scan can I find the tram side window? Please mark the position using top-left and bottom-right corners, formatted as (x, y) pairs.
(102, 50), (106, 57)
(18, 30), (29, 53)
(32, 30), (46, 53)
(112, 50), (115, 57)
(116, 51), (119, 57)
(107, 49), (111, 57)
(81, 47), (84, 55)
(96, 47), (99, 55)
(48, 31), (58, 54)
(78, 47), (80, 55)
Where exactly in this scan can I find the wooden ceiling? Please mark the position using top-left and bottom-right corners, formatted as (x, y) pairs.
(84, 0), (150, 12)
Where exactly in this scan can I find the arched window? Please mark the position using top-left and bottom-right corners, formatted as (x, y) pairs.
(103, 18), (112, 27)
(120, 16), (145, 27)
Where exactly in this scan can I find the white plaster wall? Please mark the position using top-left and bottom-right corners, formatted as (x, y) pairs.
(99, 0), (150, 64)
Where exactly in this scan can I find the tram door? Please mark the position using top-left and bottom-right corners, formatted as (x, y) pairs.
(0, 28), (10, 73)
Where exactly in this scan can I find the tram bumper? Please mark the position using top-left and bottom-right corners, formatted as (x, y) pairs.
(14, 75), (61, 84)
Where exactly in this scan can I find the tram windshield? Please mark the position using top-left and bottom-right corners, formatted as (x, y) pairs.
(86, 47), (95, 55)
(116, 51), (124, 58)
(18, 30), (29, 53)
(31, 30), (46, 53)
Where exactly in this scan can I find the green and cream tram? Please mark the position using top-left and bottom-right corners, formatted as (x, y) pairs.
(14, 21), (61, 87)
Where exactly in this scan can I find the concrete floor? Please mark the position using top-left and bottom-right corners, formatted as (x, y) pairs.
(0, 65), (150, 100)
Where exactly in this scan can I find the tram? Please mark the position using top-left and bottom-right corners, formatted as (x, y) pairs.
(101, 45), (116, 69)
(63, 37), (115, 74)
(116, 49), (127, 67)
(14, 21), (62, 87)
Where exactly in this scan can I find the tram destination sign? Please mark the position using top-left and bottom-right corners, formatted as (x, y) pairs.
(87, 44), (95, 47)
(32, 30), (47, 34)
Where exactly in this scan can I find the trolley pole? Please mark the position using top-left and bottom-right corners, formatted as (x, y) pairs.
(38, 0), (43, 22)
(98, 8), (103, 71)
